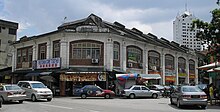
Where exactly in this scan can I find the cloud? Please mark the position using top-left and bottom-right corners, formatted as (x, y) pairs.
(17, 22), (31, 33)
(0, 0), (217, 40)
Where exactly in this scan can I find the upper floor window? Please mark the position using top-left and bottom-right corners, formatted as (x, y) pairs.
(28, 47), (32, 62)
(113, 42), (120, 60)
(17, 49), (21, 64)
(71, 42), (101, 59)
(22, 49), (27, 62)
(38, 43), (46, 60)
(53, 40), (60, 58)
(9, 28), (16, 35)
(127, 47), (142, 63)
(17, 46), (32, 64)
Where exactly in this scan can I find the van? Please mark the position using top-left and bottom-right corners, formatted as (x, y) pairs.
(17, 81), (53, 102)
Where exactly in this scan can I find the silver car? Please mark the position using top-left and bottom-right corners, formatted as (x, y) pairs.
(17, 81), (53, 102)
(0, 84), (26, 103)
(121, 85), (160, 99)
(170, 85), (208, 109)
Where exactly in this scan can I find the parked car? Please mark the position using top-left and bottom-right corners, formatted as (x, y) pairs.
(0, 84), (26, 103)
(121, 85), (160, 99)
(17, 81), (53, 102)
(77, 85), (115, 99)
(170, 85), (207, 109)
(147, 85), (165, 94)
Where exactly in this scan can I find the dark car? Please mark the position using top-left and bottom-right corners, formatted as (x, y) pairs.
(77, 85), (115, 99)
(170, 85), (207, 109)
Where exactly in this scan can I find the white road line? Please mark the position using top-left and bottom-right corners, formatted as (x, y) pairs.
(39, 103), (73, 110)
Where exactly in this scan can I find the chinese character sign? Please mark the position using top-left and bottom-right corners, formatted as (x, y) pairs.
(33, 58), (61, 69)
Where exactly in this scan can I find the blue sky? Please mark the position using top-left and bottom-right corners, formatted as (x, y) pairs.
(0, 0), (218, 41)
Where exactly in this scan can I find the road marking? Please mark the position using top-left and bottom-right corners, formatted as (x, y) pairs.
(89, 110), (100, 112)
(39, 103), (73, 110)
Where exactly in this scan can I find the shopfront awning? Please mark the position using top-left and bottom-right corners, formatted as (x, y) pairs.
(116, 74), (138, 80)
(197, 62), (220, 70)
(25, 72), (52, 77)
(139, 74), (161, 80)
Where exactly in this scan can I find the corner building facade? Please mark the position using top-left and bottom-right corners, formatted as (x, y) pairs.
(12, 14), (199, 96)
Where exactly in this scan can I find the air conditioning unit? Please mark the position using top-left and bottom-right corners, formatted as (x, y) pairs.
(91, 59), (99, 64)
(127, 62), (133, 68)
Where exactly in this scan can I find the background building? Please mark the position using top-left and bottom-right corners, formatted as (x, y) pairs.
(173, 11), (202, 51)
(0, 19), (18, 69)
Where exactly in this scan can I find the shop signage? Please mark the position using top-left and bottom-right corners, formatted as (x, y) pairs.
(60, 73), (106, 81)
(178, 73), (187, 77)
(165, 76), (175, 82)
(33, 58), (61, 69)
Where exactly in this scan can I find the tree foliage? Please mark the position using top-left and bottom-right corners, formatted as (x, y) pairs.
(192, 8), (220, 61)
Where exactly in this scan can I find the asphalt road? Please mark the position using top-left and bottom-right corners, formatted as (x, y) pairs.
(1, 97), (220, 112)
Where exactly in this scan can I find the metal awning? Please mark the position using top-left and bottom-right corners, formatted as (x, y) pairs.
(139, 74), (161, 80)
(25, 71), (52, 77)
(40, 72), (52, 75)
(197, 62), (220, 70)
(25, 72), (41, 77)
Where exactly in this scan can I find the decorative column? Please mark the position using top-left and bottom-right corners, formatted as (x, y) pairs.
(175, 54), (179, 85)
(122, 40), (127, 71)
(143, 48), (148, 74)
(161, 52), (165, 85)
(46, 42), (51, 59)
(195, 58), (198, 84)
(106, 37), (113, 71)
(186, 57), (189, 84)
(60, 40), (68, 69)
(11, 48), (16, 72)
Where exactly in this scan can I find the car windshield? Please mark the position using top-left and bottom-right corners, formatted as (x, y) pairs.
(5, 85), (22, 90)
(182, 86), (203, 92)
(31, 83), (46, 88)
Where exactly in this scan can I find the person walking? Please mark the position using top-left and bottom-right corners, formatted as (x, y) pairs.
(209, 83), (214, 105)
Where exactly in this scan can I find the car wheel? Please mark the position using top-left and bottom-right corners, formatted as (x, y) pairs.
(31, 95), (37, 102)
(18, 100), (23, 103)
(129, 94), (135, 99)
(177, 99), (182, 108)
(201, 105), (207, 109)
(47, 98), (52, 102)
(170, 98), (174, 105)
(152, 93), (158, 99)
(81, 94), (87, 99)
(105, 94), (111, 99)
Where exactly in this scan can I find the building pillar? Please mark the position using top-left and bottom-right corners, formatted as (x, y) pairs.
(161, 52), (165, 85)
(143, 48), (148, 74)
(105, 37), (113, 71)
(175, 54), (179, 85)
(122, 40), (127, 72)
(186, 57), (189, 84)
(46, 42), (51, 59)
(60, 40), (68, 69)
(195, 58), (199, 84)
(12, 48), (16, 72)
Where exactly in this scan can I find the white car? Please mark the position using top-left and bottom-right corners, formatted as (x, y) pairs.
(121, 85), (160, 99)
(0, 84), (26, 103)
(17, 81), (53, 102)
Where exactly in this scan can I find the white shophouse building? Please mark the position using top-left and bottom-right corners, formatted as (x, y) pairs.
(12, 14), (199, 96)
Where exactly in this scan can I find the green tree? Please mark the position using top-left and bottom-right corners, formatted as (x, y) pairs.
(192, 8), (220, 62)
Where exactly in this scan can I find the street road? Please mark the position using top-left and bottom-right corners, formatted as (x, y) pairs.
(1, 97), (220, 112)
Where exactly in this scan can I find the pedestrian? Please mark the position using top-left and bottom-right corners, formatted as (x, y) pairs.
(209, 83), (214, 105)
